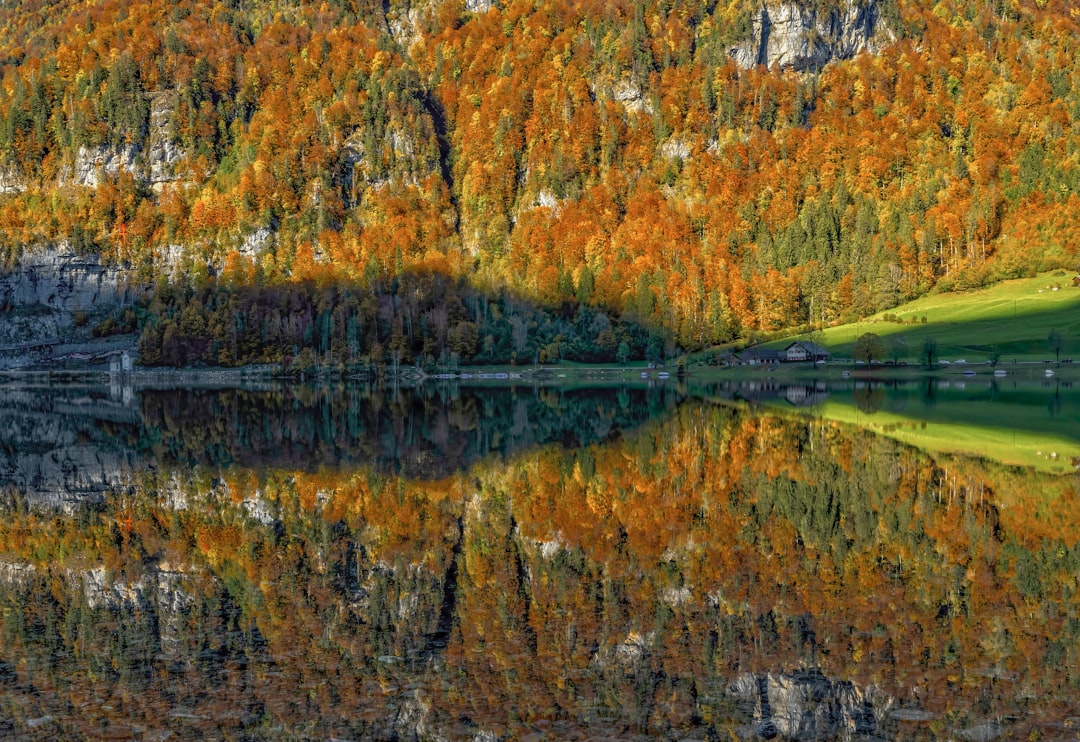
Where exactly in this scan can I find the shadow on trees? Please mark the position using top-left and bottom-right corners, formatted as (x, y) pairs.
(135, 269), (670, 371)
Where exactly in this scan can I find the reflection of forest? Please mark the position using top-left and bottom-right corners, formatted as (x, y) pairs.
(0, 384), (677, 500)
(0, 399), (1078, 739)
(136, 383), (678, 476)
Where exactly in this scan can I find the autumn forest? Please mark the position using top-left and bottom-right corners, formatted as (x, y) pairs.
(2, 0), (1080, 363)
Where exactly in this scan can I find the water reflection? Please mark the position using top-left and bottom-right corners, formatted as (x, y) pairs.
(0, 382), (1077, 739)
(0, 382), (679, 503)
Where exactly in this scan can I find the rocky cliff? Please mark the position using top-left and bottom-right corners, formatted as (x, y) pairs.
(0, 245), (139, 314)
(0, 244), (144, 361)
(0, 165), (24, 195)
(61, 94), (185, 189)
(730, 0), (893, 71)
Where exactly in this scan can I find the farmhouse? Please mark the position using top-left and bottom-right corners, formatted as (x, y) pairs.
(737, 341), (830, 366)
(738, 349), (783, 365)
(783, 341), (830, 362)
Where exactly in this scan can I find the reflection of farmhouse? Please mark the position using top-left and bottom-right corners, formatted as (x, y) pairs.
(739, 341), (830, 365)
(724, 380), (829, 408)
(784, 384), (829, 407)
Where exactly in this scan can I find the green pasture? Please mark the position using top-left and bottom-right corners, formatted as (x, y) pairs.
(772, 272), (1080, 363)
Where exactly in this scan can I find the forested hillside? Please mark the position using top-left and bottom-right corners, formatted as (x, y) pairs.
(1, 0), (1079, 361)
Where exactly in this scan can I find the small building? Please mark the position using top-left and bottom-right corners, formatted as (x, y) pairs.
(109, 350), (133, 375)
(738, 348), (783, 366)
(784, 341), (830, 362)
(1073, 274), (1080, 287)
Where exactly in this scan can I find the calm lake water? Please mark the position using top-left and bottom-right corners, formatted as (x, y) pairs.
(0, 380), (1078, 740)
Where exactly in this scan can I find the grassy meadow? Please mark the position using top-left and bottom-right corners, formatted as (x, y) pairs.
(770, 271), (1080, 364)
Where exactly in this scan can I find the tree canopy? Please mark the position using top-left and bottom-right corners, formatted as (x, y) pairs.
(1, 0), (1079, 349)
(854, 332), (885, 363)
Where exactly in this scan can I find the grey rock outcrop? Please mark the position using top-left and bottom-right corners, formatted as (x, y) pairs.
(660, 137), (692, 161)
(730, 0), (892, 71)
(465, 0), (496, 13)
(385, 0), (439, 49)
(339, 127), (436, 205)
(0, 312), (72, 349)
(144, 93), (185, 187)
(0, 559), (36, 588)
(238, 226), (275, 259)
(61, 93), (185, 188)
(152, 227), (274, 280)
(611, 77), (654, 116)
(0, 165), (26, 195)
(0, 244), (140, 315)
(63, 142), (141, 188)
(0, 245), (144, 365)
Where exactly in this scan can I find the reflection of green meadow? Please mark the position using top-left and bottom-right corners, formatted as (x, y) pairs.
(801, 385), (1080, 473)
(774, 272), (1080, 363)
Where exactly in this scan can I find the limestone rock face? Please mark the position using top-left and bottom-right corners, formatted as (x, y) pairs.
(144, 93), (186, 187)
(660, 137), (692, 161)
(0, 245), (143, 362)
(0, 165), (26, 195)
(386, 0), (439, 49)
(0, 244), (139, 314)
(63, 143), (141, 188)
(339, 126), (436, 205)
(0, 313), (72, 349)
(730, 0), (892, 71)
(611, 77), (654, 115)
(61, 93), (185, 188)
(465, 0), (496, 13)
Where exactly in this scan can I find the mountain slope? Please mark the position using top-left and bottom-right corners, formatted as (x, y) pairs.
(1, 0), (1078, 358)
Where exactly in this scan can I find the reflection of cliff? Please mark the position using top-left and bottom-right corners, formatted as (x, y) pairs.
(729, 670), (888, 739)
(0, 385), (142, 509)
(0, 456), (907, 742)
(0, 383), (677, 507)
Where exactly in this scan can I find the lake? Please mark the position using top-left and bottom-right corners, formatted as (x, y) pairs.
(0, 379), (1077, 740)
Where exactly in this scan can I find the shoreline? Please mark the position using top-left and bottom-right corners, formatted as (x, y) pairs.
(1, 359), (1077, 388)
